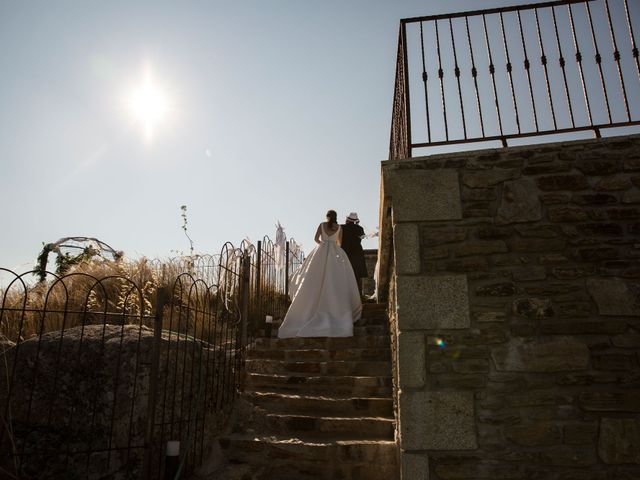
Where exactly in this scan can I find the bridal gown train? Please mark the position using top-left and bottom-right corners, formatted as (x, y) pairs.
(277, 224), (362, 338)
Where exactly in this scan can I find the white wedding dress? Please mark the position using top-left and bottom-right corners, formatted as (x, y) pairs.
(278, 224), (362, 338)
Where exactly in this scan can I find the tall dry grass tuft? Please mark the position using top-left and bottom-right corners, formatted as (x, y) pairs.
(0, 256), (228, 343)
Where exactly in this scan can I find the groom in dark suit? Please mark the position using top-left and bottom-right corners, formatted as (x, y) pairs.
(341, 212), (368, 295)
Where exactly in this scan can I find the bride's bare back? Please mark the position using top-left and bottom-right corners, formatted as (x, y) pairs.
(315, 222), (342, 246)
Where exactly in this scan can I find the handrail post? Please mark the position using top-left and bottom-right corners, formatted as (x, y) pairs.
(240, 250), (250, 351)
(401, 20), (411, 158)
(284, 241), (290, 302)
(142, 287), (167, 480)
(256, 240), (262, 330)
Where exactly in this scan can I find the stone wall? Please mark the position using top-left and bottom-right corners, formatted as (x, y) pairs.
(0, 325), (228, 479)
(379, 134), (640, 479)
(364, 248), (378, 297)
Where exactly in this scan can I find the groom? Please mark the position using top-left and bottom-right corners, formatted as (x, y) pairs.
(341, 212), (368, 295)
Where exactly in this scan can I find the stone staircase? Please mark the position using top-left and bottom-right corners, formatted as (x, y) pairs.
(218, 303), (398, 480)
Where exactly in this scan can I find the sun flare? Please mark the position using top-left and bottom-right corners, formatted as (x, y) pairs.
(127, 69), (169, 141)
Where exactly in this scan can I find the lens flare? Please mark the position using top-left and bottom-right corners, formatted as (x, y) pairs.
(127, 67), (170, 142)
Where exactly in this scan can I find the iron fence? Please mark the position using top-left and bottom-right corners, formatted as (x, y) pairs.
(390, 0), (640, 158)
(0, 237), (304, 479)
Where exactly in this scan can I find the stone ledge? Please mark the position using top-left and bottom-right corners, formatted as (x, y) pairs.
(401, 453), (429, 480)
(385, 168), (462, 222)
(397, 275), (470, 331)
(400, 390), (477, 451)
(394, 223), (421, 275)
(398, 332), (426, 389)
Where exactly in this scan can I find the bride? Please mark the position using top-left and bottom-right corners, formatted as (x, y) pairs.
(278, 210), (362, 338)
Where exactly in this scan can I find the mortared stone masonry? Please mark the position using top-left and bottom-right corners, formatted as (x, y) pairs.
(378, 134), (640, 479)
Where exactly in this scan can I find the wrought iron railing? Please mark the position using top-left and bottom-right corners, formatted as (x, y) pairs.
(390, 0), (640, 159)
(0, 237), (304, 479)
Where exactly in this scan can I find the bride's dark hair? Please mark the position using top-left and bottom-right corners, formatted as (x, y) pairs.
(326, 210), (337, 227)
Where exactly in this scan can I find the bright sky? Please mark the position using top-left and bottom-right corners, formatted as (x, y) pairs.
(0, 0), (603, 271)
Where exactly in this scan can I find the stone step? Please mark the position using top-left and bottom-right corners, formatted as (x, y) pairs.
(263, 413), (395, 440)
(254, 335), (390, 350)
(358, 303), (388, 321)
(244, 373), (393, 397)
(219, 435), (397, 480)
(247, 462), (400, 480)
(245, 359), (392, 377)
(242, 391), (394, 417)
(362, 303), (387, 314)
(261, 325), (389, 338)
(354, 315), (388, 326)
(354, 325), (387, 336)
(247, 347), (391, 362)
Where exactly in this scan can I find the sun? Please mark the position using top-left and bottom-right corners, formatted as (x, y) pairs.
(127, 69), (169, 141)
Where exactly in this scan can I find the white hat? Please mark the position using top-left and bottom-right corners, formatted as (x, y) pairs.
(346, 212), (359, 223)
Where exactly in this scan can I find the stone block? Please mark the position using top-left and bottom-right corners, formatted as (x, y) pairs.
(462, 188), (495, 201)
(431, 373), (487, 389)
(579, 392), (640, 412)
(576, 247), (619, 262)
(593, 354), (634, 371)
(599, 418), (640, 464)
(556, 301), (592, 317)
(397, 275), (470, 331)
(424, 247), (448, 260)
(586, 278), (640, 316)
(611, 334), (640, 348)
(512, 266), (546, 281)
(434, 463), (522, 479)
(514, 225), (559, 238)
(607, 207), (640, 219)
(504, 423), (562, 446)
(576, 223), (623, 236)
(400, 390), (477, 450)
(539, 253), (569, 264)
(422, 227), (467, 246)
(548, 206), (589, 222)
(477, 226), (512, 239)
(512, 298), (554, 319)
(622, 189), (640, 204)
(452, 358), (489, 374)
(474, 311), (506, 322)
(476, 282), (516, 296)
(491, 337), (589, 372)
(510, 238), (565, 252)
(496, 177), (542, 224)
(624, 156), (640, 171)
(455, 241), (507, 257)
(536, 174), (588, 191)
(563, 423), (598, 445)
(395, 223), (421, 275)
(446, 258), (489, 272)
(538, 446), (597, 466)
(575, 157), (622, 175)
(552, 266), (596, 279)
(462, 168), (519, 188)
(523, 161), (571, 175)
(401, 453), (429, 480)
(540, 321), (627, 335)
(540, 192), (573, 204)
(573, 193), (618, 205)
(387, 168), (462, 222)
(595, 176), (632, 191)
(398, 332), (426, 388)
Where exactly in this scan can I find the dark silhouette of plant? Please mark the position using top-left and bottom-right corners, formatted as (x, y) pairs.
(181, 205), (195, 257)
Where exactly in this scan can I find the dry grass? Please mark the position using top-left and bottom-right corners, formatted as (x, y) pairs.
(0, 257), (231, 343)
